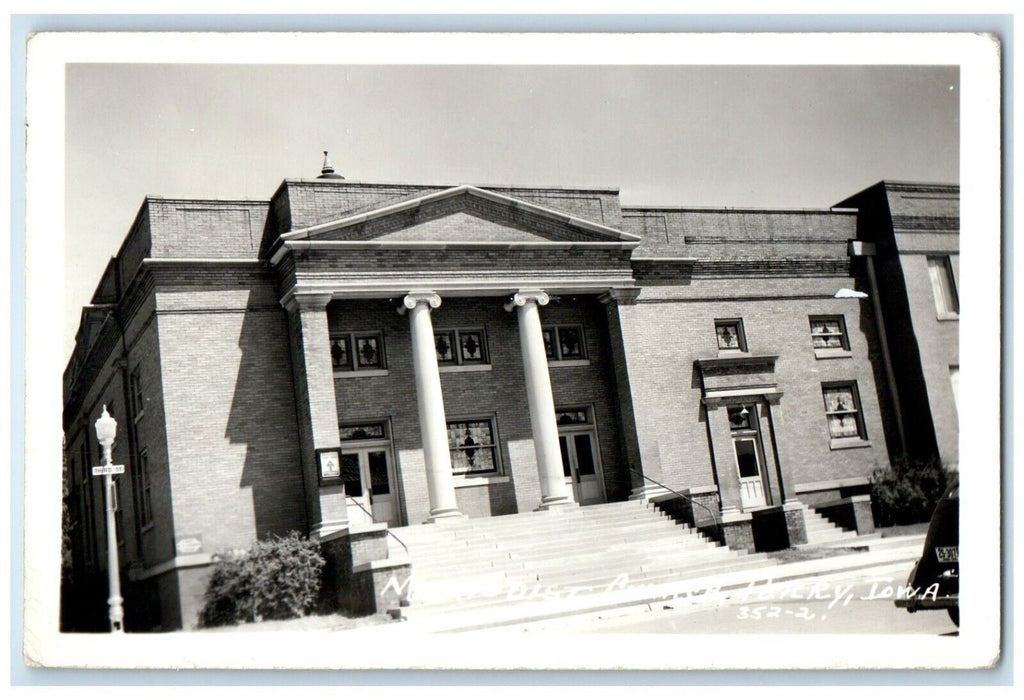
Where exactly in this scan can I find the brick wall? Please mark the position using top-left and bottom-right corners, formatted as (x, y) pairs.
(612, 275), (892, 504)
(148, 199), (269, 260)
(156, 277), (306, 558)
(898, 254), (960, 466)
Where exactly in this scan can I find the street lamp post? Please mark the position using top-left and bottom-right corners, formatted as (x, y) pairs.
(93, 405), (125, 633)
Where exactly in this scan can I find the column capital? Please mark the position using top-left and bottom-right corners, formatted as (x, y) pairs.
(504, 289), (549, 312)
(282, 291), (333, 314)
(598, 287), (641, 306)
(400, 291), (442, 314)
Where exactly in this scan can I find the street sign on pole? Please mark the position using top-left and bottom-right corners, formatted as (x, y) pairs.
(92, 464), (125, 476)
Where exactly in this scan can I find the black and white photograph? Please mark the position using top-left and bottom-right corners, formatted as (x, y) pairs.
(20, 30), (1001, 672)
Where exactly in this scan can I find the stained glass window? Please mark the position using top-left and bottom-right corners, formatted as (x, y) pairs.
(543, 325), (587, 361)
(715, 320), (745, 351)
(822, 384), (865, 439)
(447, 419), (498, 475)
(330, 336), (351, 370)
(460, 331), (485, 363)
(339, 423), (387, 441)
(435, 332), (456, 364)
(435, 329), (488, 366)
(330, 332), (386, 372)
(810, 316), (848, 349)
(356, 336), (381, 368)
(556, 407), (591, 426)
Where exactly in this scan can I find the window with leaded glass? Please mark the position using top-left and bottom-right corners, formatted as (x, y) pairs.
(822, 383), (866, 440)
(339, 422), (388, 441)
(330, 332), (386, 372)
(435, 329), (489, 366)
(810, 316), (849, 350)
(447, 419), (499, 475)
(715, 319), (746, 352)
(555, 407), (591, 426)
(543, 325), (587, 361)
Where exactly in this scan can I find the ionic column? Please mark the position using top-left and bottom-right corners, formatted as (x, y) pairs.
(401, 292), (462, 521)
(506, 290), (573, 509)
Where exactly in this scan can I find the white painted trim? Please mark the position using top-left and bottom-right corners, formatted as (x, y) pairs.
(281, 184), (641, 243)
(439, 364), (492, 374)
(548, 359), (591, 368)
(453, 475), (511, 488)
(334, 369), (389, 379)
(794, 476), (871, 493)
(703, 386), (781, 400)
(279, 278), (639, 306)
(829, 437), (873, 451)
(813, 348), (854, 360)
(271, 238), (638, 265)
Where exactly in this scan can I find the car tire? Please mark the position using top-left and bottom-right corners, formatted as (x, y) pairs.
(948, 607), (959, 627)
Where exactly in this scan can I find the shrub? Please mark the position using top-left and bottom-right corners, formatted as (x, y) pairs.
(199, 532), (325, 628)
(871, 455), (951, 527)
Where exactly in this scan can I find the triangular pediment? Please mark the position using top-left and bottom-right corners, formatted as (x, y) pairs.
(280, 185), (640, 247)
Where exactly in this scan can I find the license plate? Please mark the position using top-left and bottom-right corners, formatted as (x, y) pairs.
(935, 546), (958, 563)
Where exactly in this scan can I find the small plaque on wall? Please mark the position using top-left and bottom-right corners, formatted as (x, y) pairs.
(176, 535), (203, 555)
(317, 448), (341, 483)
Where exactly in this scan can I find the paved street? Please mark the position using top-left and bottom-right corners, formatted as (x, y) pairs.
(518, 560), (958, 635)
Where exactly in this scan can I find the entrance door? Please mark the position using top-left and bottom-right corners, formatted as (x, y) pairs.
(341, 448), (397, 526)
(733, 438), (767, 509)
(558, 432), (604, 505)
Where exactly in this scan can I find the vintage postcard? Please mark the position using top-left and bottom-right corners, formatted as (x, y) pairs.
(21, 31), (1001, 671)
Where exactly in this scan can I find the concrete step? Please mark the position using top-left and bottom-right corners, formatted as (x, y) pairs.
(410, 543), (734, 584)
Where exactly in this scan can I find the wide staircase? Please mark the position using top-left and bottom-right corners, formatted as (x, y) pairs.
(387, 499), (775, 629)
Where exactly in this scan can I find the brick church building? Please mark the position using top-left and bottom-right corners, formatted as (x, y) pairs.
(62, 158), (959, 631)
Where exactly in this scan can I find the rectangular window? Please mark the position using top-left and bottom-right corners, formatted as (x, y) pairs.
(330, 331), (386, 372)
(129, 367), (144, 418)
(810, 316), (849, 350)
(927, 256), (959, 317)
(715, 319), (747, 352)
(133, 449), (153, 527)
(543, 325), (587, 361)
(447, 419), (499, 475)
(339, 422), (388, 441)
(822, 383), (867, 441)
(435, 329), (489, 366)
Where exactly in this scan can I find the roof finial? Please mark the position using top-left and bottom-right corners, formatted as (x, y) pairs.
(318, 150), (344, 179)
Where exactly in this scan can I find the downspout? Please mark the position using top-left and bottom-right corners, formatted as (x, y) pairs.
(850, 240), (908, 456)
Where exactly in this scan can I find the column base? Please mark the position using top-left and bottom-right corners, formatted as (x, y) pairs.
(629, 484), (671, 501)
(426, 508), (465, 523)
(536, 495), (576, 510)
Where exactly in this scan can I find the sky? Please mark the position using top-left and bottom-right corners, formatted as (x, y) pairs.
(64, 63), (959, 358)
